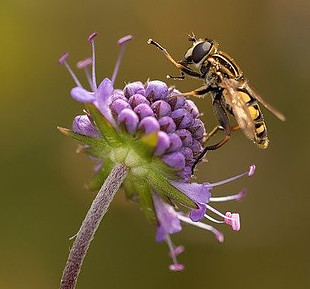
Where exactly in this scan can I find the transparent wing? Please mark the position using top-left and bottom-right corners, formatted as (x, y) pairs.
(220, 78), (256, 141)
(241, 82), (286, 121)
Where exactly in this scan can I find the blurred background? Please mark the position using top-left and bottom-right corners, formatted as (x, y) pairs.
(1, 0), (309, 288)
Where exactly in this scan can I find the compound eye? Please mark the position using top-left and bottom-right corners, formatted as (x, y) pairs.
(192, 41), (212, 63)
(184, 49), (193, 64)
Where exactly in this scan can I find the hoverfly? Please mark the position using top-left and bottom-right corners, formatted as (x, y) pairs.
(147, 34), (285, 168)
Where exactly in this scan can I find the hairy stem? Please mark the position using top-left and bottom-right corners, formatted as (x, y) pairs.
(59, 163), (129, 289)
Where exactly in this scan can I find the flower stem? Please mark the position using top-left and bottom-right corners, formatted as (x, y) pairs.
(59, 163), (129, 289)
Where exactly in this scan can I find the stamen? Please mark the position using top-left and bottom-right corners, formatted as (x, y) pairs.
(204, 214), (224, 224)
(76, 58), (93, 90)
(165, 234), (184, 272)
(111, 35), (133, 85)
(58, 52), (69, 65)
(169, 264), (185, 272)
(76, 58), (92, 69)
(178, 215), (224, 243)
(224, 212), (241, 231)
(117, 35), (133, 46)
(58, 52), (82, 87)
(210, 189), (247, 202)
(205, 204), (227, 219)
(208, 165), (256, 187)
(248, 164), (256, 176)
(88, 32), (97, 43)
(168, 245), (185, 257)
(88, 32), (98, 91)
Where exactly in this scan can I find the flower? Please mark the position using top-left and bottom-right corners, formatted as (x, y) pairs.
(58, 33), (255, 271)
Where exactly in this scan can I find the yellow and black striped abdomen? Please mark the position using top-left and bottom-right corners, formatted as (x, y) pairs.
(239, 91), (269, 149)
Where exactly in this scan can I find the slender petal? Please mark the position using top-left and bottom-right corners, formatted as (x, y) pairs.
(71, 87), (95, 103)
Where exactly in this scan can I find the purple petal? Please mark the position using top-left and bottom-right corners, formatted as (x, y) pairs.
(158, 116), (176, 133)
(184, 99), (199, 118)
(162, 152), (185, 170)
(171, 109), (195, 129)
(169, 180), (211, 204)
(111, 89), (128, 102)
(151, 100), (171, 118)
(189, 203), (207, 222)
(189, 119), (205, 139)
(138, 116), (160, 134)
(166, 133), (182, 153)
(128, 94), (150, 108)
(179, 147), (194, 162)
(154, 131), (171, 156)
(95, 78), (114, 106)
(177, 166), (192, 182)
(175, 129), (193, 147)
(70, 87), (95, 103)
(190, 139), (203, 157)
(110, 99), (131, 116)
(72, 115), (101, 137)
(156, 226), (166, 242)
(145, 80), (168, 101)
(93, 159), (103, 173)
(153, 192), (182, 242)
(124, 81), (145, 98)
(134, 103), (154, 119)
(117, 108), (139, 134)
(94, 78), (115, 124)
(167, 94), (186, 110)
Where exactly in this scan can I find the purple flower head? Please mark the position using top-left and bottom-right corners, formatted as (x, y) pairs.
(59, 33), (255, 271)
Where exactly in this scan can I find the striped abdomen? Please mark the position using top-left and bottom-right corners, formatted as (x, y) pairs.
(226, 90), (269, 149)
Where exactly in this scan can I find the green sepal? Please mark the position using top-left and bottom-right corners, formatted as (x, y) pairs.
(57, 127), (109, 158)
(123, 174), (156, 223)
(150, 158), (179, 180)
(147, 170), (195, 208)
(85, 104), (123, 147)
(85, 159), (114, 192)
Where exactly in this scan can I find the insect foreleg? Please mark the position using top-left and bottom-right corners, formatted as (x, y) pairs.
(167, 71), (186, 80)
(147, 39), (202, 78)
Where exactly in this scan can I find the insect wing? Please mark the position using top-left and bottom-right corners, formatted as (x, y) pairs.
(242, 82), (286, 121)
(221, 79), (256, 141)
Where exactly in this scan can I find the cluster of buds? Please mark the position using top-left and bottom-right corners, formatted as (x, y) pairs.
(58, 32), (255, 271)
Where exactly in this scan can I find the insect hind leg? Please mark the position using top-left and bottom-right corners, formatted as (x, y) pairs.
(191, 124), (241, 174)
(191, 128), (230, 174)
(191, 97), (233, 174)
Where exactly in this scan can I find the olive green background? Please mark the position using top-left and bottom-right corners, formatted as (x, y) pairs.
(1, 0), (309, 288)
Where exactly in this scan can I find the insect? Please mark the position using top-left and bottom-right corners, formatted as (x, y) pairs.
(147, 34), (285, 169)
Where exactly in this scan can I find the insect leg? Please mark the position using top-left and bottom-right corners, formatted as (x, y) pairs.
(167, 71), (186, 80)
(172, 85), (212, 99)
(230, 124), (241, 131)
(192, 98), (231, 173)
(147, 39), (202, 78)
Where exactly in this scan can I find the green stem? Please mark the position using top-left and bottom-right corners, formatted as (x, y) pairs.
(59, 163), (129, 289)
